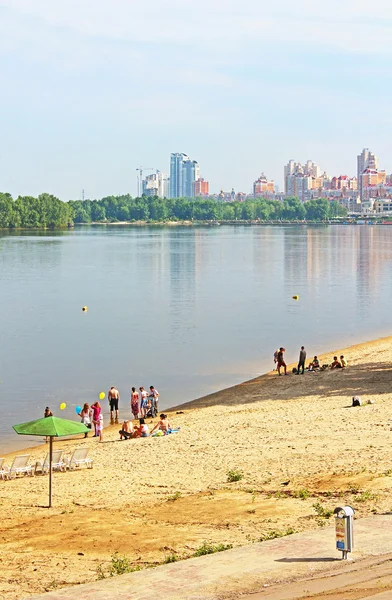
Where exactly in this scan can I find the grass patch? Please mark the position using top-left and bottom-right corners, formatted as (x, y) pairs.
(97, 553), (141, 580)
(166, 491), (182, 501)
(164, 554), (178, 563)
(313, 502), (333, 519)
(193, 541), (233, 556)
(294, 488), (310, 500)
(260, 528), (295, 542)
(354, 490), (377, 503)
(227, 469), (243, 483)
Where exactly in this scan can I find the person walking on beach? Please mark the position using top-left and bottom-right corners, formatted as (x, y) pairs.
(130, 387), (139, 419)
(108, 386), (120, 423)
(277, 348), (287, 376)
(297, 346), (306, 375)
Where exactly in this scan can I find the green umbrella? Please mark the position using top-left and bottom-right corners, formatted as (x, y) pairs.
(13, 416), (89, 508)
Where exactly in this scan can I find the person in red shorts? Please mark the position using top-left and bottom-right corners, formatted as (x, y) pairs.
(277, 347), (287, 376)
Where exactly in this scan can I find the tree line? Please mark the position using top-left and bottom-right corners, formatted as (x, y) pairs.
(0, 192), (347, 228)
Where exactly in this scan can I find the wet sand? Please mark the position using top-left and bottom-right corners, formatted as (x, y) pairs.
(1, 335), (392, 599)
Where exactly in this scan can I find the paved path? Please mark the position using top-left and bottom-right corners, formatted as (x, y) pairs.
(26, 515), (392, 600)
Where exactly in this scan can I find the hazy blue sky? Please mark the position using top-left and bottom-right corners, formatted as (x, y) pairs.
(1, 0), (392, 199)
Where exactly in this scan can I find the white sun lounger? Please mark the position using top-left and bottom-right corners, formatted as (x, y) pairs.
(0, 458), (9, 480)
(63, 448), (93, 470)
(35, 449), (65, 474)
(6, 455), (33, 479)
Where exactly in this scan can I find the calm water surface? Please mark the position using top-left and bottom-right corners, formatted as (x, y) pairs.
(1, 225), (392, 453)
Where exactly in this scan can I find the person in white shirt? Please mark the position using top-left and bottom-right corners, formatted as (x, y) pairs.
(139, 387), (148, 417)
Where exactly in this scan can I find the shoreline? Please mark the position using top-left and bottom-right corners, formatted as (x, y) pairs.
(2, 333), (392, 599)
(3, 333), (391, 460)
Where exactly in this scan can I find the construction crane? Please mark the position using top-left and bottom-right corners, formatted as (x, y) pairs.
(136, 167), (154, 197)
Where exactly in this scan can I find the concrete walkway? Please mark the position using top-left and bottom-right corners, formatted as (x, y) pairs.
(27, 514), (392, 600)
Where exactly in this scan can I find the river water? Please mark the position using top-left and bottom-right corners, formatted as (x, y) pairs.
(1, 224), (392, 453)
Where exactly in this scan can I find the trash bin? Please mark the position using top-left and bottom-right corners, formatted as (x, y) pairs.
(334, 505), (354, 559)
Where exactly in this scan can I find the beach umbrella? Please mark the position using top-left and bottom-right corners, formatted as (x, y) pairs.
(13, 416), (89, 508)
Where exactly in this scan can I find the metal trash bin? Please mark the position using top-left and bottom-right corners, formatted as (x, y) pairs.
(334, 505), (355, 559)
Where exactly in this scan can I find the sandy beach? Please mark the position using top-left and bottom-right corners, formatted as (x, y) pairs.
(1, 335), (392, 599)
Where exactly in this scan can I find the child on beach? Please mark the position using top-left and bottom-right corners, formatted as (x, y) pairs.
(91, 401), (102, 437)
(96, 413), (103, 442)
(273, 349), (279, 371)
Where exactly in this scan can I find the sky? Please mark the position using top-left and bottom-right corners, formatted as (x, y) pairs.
(1, 0), (392, 199)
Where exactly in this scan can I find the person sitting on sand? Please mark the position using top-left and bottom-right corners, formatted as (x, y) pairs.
(277, 347), (287, 376)
(119, 420), (134, 440)
(308, 356), (320, 371)
(150, 414), (171, 435)
(340, 355), (348, 368)
(133, 418), (149, 438)
(331, 356), (342, 369)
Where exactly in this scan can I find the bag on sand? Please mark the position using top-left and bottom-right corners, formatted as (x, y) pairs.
(292, 367), (297, 374)
(352, 396), (362, 407)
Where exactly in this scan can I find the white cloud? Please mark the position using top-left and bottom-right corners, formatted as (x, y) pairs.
(1, 0), (392, 53)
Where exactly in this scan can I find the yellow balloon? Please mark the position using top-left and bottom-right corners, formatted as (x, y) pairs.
(292, 295), (299, 301)
(60, 402), (66, 410)
(82, 306), (88, 312)
(99, 392), (105, 400)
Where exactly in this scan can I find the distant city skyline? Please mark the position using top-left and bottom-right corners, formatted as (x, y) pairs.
(1, 1), (392, 200)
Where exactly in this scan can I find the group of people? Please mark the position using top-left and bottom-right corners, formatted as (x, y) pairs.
(108, 385), (159, 423)
(118, 413), (179, 440)
(274, 347), (348, 375)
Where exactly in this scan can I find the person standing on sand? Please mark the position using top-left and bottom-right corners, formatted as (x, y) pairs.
(130, 387), (139, 419)
(277, 347), (287, 376)
(297, 346), (306, 375)
(79, 403), (91, 438)
(108, 386), (120, 423)
(149, 386), (159, 416)
(91, 401), (101, 437)
(273, 349), (279, 371)
(139, 387), (148, 417)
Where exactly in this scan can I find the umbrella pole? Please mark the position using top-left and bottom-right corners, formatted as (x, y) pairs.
(49, 436), (53, 508)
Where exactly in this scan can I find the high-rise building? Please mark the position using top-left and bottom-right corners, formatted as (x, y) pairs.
(182, 160), (200, 197)
(193, 178), (209, 196)
(142, 171), (169, 198)
(169, 153), (200, 198)
(357, 148), (379, 200)
(170, 153), (187, 199)
(284, 160), (324, 201)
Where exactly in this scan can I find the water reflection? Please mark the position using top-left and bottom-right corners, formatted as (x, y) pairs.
(1, 225), (392, 453)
